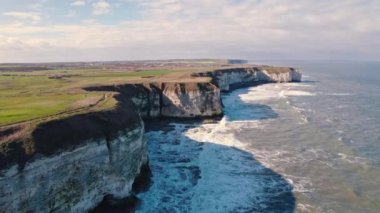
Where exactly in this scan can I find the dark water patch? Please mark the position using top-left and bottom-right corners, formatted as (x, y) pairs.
(90, 194), (140, 213)
(174, 165), (201, 186)
(132, 162), (152, 193)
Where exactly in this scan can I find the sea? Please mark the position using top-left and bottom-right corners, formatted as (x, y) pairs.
(136, 61), (380, 213)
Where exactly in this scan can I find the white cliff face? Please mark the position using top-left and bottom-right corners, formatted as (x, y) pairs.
(161, 83), (222, 117)
(0, 126), (147, 212)
(259, 69), (302, 82)
(290, 69), (302, 82)
(216, 70), (258, 91)
(214, 68), (302, 92)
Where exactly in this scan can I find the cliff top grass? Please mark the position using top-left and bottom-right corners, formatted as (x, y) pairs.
(0, 59), (293, 127)
(0, 69), (174, 127)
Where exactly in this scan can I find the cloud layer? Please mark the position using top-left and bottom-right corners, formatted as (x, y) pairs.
(92, 1), (111, 15)
(0, 0), (379, 62)
(3, 11), (42, 23)
(71, 1), (86, 7)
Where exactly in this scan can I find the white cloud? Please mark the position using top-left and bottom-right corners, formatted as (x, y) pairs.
(71, 0), (86, 7)
(92, 0), (111, 15)
(0, 0), (380, 62)
(3, 11), (42, 23)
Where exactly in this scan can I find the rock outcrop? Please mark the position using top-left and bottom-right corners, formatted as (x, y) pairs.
(0, 65), (301, 212)
(87, 82), (222, 119)
(115, 83), (162, 119)
(161, 82), (222, 118)
(193, 67), (302, 92)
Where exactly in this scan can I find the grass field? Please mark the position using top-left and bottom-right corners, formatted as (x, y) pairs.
(0, 68), (174, 126)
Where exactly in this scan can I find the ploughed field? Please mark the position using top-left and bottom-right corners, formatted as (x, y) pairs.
(0, 59), (236, 126)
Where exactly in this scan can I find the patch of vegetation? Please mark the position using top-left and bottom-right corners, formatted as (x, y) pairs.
(0, 94), (102, 125)
(261, 66), (293, 74)
(0, 69), (173, 126)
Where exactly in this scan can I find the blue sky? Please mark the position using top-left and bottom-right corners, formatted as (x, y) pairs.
(0, 0), (139, 25)
(0, 0), (379, 62)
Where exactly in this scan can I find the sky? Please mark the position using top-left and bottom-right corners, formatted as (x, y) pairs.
(0, 0), (379, 62)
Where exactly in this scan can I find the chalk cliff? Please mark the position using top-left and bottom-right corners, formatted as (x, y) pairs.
(88, 82), (222, 119)
(0, 95), (148, 212)
(0, 65), (301, 212)
(161, 82), (222, 117)
(0, 127), (146, 212)
(193, 67), (302, 92)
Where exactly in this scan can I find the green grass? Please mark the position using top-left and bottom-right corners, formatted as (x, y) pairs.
(0, 69), (173, 126)
(0, 94), (101, 125)
(0, 75), (68, 96)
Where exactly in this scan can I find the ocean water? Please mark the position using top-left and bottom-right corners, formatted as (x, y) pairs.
(136, 61), (380, 212)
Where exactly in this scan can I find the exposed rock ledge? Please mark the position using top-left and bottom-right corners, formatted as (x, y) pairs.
(0, 66), (301, 212)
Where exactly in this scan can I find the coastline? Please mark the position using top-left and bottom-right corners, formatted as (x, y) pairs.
(0, 65), (301, 212)
(102, 74), (302, 211)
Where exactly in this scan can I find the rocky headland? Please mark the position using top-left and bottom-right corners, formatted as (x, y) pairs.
(0, 65), (301, 212)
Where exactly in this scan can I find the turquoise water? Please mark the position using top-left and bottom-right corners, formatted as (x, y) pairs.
(136, 61), (380, 212)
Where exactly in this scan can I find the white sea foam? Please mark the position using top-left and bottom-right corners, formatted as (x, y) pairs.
(185, 121), (247, 149)
(290, 105), (310, 124)
(281, 90), (316, 97)
(297, 203), (321, 213)
(336, 153), (371, 166)
(284, 175), (314, 193)
(239, 86), (280, 102)
(239, 83), (315, 104)
(286, 82), (314, 87)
